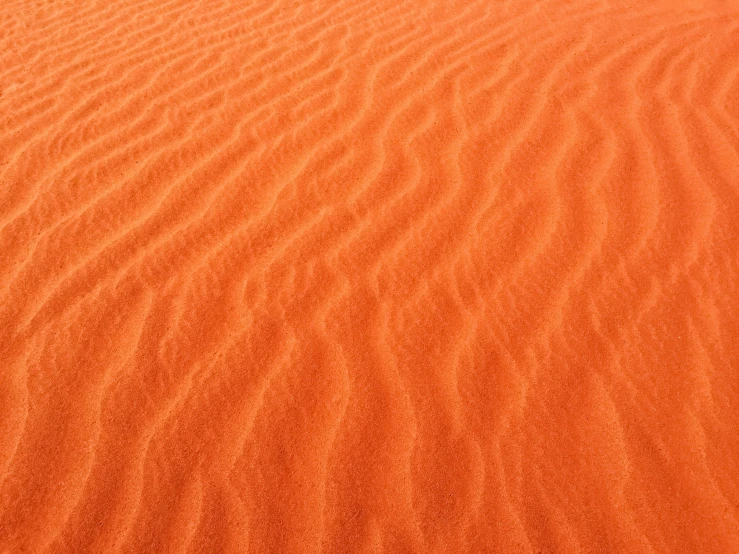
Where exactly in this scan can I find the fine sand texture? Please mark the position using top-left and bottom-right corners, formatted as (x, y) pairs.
(2, 0), (739, 552)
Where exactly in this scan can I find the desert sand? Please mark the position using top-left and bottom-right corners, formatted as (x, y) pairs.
(1, 0), (739, 552)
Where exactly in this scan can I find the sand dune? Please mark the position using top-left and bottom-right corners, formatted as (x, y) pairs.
(2, 0), (739, 552)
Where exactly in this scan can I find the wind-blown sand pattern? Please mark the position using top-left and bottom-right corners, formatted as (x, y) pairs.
(2, 0), (739, 551)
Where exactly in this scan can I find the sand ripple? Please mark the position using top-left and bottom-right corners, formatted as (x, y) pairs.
(1, 0), (739, 552)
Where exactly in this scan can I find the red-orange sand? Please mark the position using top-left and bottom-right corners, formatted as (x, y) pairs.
(2, 0), (739, 552)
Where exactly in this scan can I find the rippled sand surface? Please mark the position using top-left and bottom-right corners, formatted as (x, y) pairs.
(2, 0), (739, 552)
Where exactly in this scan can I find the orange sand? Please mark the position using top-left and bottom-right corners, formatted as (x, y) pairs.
(2, 0), (739, 552)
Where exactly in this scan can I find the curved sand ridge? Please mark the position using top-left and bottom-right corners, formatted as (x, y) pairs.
(1, 0), (739, 552)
